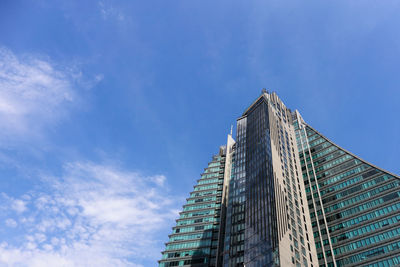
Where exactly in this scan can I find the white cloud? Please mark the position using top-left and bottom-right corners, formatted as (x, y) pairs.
(150, 174), (166, 186)
(0, 162), (178, 267)
(0, 47), (77, 140)
(11, 199), (27, 213)
(5, 218), (17, 228)
(99, 1), (125, 21)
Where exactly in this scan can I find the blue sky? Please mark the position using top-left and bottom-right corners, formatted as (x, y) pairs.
(0, 0), (399, 266)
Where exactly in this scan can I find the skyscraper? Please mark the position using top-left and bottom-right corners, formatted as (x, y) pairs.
(159, 141), (234, 267)
(293, 112), (400, 267)
(159, 91), (400, 267)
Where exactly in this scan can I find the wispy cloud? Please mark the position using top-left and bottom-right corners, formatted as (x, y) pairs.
(0, 46), (105, 145)
(11, 199), (28, 213)
(98, 1), (125, 21)
(5, 218), (17, 228)
(0, 47), (79, 142)
(0, 162), (178, 267)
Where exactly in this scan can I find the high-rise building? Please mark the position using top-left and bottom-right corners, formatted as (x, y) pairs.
(223, 92), (318, 267)
(293, 112), (400, 267)
(159, 91), (400, 267)
(159, 142), (234, 267)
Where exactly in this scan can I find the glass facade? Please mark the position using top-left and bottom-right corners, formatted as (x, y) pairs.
(243, 98), (277, 267)
(223, 116), (246, 266)
(223, 93), (318, 267)
(160, 91), (399, 267)
(294, 113), (400, 267)
(159, 147), (227, 267)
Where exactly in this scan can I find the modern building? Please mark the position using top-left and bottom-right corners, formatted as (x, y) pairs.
(293, 112), (400, 267)
(159, 91), (400, 267)
(159, 142), (234, 267)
